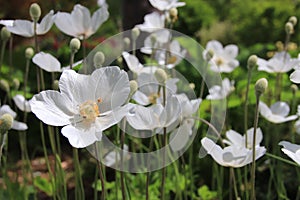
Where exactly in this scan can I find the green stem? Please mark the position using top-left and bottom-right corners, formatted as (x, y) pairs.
(120, 119), (126, 200)
(0, 40), (7, 74)
(73, 148), (85, 200)
(160, 84), (167, 200)
(94, 143), (105, 200)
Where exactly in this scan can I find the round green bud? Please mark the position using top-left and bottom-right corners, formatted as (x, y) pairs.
(93, 51), (105, 68)
(247, 55), (257, 70)
(0, 79), (10, 93)
(25, 47), (34, 59)
(289, 16), (297, 26)
(70, 38), (81, 53)
(169, 8), (178, 22)
(52, 80), (59, 90)
(285, 22), (294, 34)
(131, 27), (140, 41)
(1, 27), (11, 42)
(255, 78), (268, 97)
(291, 84), (298, 94)
(154, 68), (168, 84)
(0, 113), (13, 134)
(123, 37), (131, 49)
(29, 3), (41, 22)
(12, 78), (20, 90)
(129, 80), (138, 96)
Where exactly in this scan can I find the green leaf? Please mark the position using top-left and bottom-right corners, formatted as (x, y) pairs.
(33, 176), (53, 196)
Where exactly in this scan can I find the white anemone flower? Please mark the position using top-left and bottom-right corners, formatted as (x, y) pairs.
(257, 51), (300, 73)
(54, 4), (109, 39)
(13, 94), (31, 112)
(0, 105), (28, 131)
(135, 12), (165, 32)
(149, 0), (186, 11)
(29, 66), (130, 148)
(206, 78), (234, 100)
(122, 52), (157, 74)
(32, 51), (82, 72)
(201, 128), (266, 168)
(204, 40), (239, 73)
(4, 10), (55, 37)
(259, 101), (297, 124)
(279, 141), (300, 165)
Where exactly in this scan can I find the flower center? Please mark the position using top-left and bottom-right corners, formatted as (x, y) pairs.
(167, 56), (177, 64)
(148, 93), (160, 104)
(215, 57), (224, 66)
(79, 98), (102, 124)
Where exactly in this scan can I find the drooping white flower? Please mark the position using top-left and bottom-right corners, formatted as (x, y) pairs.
(149, 0), (185, 11)
(32, 51), (82, 72)
(4, 10), (55, 37)
(257, 51), (300, 73)
(204, 40), (239, 73)
(135, 12), (165, 32)
(13, 94), (31, 112)
(206, 78), (234, 100)
(0, 105), (28, 131)
(201, 128), (266, 168)
(279, 141), (300, 165)
(259, 101), (297, 124)
(54, 4), (109, 39)
(29, 66), (130, 148)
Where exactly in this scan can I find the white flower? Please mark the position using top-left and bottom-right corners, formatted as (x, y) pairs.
(279, 141), (300, 165)
(97, 0), (108, 8)
(0, 20), (14, 27)
(204, 40), (239, 73)
(13, 94), (31, 112)
(122, 52), (157, 74)
(32, 51), (82, 72)
(4, 10), (55, 37)
(289, 53), (300, 83)
(135, 12), (165, 32)
(149, 0), (185, 11)
(0, 105), (28, 131)
(259, 101), (297, 124)
(201, 128), (266, 168)
(29, 66), (130, 148)
(206, 78), (234, 100)
(257, 51), (300, 73)
(54, 4), (109, 39)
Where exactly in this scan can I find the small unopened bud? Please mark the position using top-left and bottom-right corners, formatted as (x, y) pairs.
(70, 38), (81, 53)
(291, 84), (298, 94)
(12, 78), (20, 90)
(154, 68), (168, 84)
(52, 80), (59, 90)
(0, 79), (10, 93)
(1, 27), (11, 42)
(131, 27), (140, 41)
(255, 78), (268, 97)
(129, 80), (138, 96)
(123, 37), (130, 49)
(29, 3), (41, 22)
(189, 83), (195, 90)
(289, 16), (297, 26)
(205, 50), (214, 61)
(0, 113), (13, 134)
(93, 51), (105, 68)
(247, 55), (257, 70)
(285, 22), (294, 34)
(169, 8), (178, 22)
(25, 47), (34, 59)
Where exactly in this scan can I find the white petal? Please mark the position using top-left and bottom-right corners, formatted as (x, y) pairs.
(122, 52), (143, 74)
(62, 124), (102, 148)
(0, 20), (14, 27)
(33, 52), (61, 72)
(72, 4), (91, 36)
(270, 102), (290, 117)
(30, 91), (74, 126)
(91, 6), (109, 34)
(132, 90), (150, 105)
(12, 121), (28, 131)
(279, 141), (300, 153)
(224, 130), (243, 146)
(36, 10), (55, 35)
(0, 105), (16, 118)
(224, 44), (238, 59)
(6, 20), (34, 37)
(13, 94), (31, 112)
(290, 70), (300, 83)
(201, 137), (225, 166)
(55, 12), (78, 37)
(169, 123), (191, 152)
(206, 40), (223, 54)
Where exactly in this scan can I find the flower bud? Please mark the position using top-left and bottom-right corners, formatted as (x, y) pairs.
(291, 84), (298, 94)
(12, 78), (20, 90)
(123, 37), (130, 49)
(70, 38), (81, 53)
(288, 16), (297, 26)
(1, 27), (11, 42)
(93, 51), (105, 68)
(25, 47), (34, 59)
(52, 80), (59, 90)
(285, 22), (294, 34)
(131, 27), (140, 41)
(29, 3), (41, 22)
(169, 8), (178, 22)
(129, 80), (138, 96)
(0, 113), (13, 134)
(154, 68), (168, 84)
(255, 78), (268, 97)
(189, 83), (195, 90)
(247, 55), (257, 70)
(0, 79), (10, 93)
